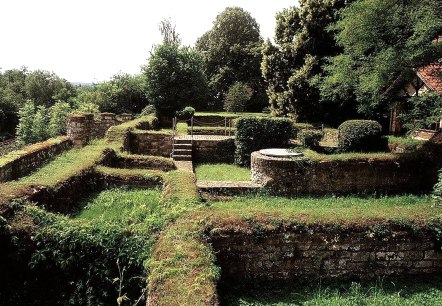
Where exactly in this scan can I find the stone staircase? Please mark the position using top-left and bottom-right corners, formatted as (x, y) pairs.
(172, 138), (192, 161)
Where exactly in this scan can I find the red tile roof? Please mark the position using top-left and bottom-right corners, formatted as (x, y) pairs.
(417, 61), (442, 94)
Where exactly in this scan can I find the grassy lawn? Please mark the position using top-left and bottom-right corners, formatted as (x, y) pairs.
(74, 188), (162, 222)
(195, 111), (269, 118)
(388, 135), (426, 150)
(221, 277), (442, 306)
(195, 163), (251, 181)
(210, 195), (441, 223)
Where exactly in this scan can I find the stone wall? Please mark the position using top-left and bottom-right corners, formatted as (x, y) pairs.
(67, 113), (134, 147)
(0, 137), (72, 182)
(251, 151), (440, 195)
(211, 226), (442, 283)
(129, 132), (172, 157)
(193, 138), (235, 163)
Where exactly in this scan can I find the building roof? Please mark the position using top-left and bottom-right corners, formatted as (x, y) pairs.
(417, 61), (442, 94)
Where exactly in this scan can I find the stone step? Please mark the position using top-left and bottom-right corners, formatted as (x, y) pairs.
(173, 149), (192, 155)
(174, 143), (192, 149)
(172, 155), (192, 161)
(197, 180), (263, 196)
(174, 139), (192, 144)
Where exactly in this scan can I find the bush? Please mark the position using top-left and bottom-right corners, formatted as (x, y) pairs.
(141, 104), (157, 116)
(175, 106), (195, 120)
(16, 101), (36, 144)
(235, 117), (293, 166)
(49, 102), (72, 137)
(299, 129), (323, 147)
(338, 120), (385, 152)
(432, 169), (442, 204)
(400, 92), (442, 132)
(223, 82), (252, 112)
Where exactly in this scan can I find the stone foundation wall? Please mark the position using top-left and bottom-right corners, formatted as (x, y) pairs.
(193, 138), (235, 163)
(251, 151), (439, 195)
(211, 227), (442, 282)
(0, 137), (72, 182)
(67, 113), (134, 147)
(129, 132), (172, 157)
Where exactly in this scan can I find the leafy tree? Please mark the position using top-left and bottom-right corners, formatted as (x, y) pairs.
(143, 43), (208, 116)
(25, 70), (75, 107)
(321, 0), (442, 117)
(223, 82), (251, 112)
(33, 105), (49, 142)
(262, 0), (349, 123)
(196, 7), (265, 110)
(16, 101), (36, 144)
(158, 18), (181, 46)
(399, 92), (442, 132)
(49, 102), (72, 137)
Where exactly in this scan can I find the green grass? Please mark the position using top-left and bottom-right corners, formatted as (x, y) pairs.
(210, 194), (441, 223)
(18, 140), (106, 186)
(388, 135), (425, 150)
(222, 277), (442, 305)
(195, 163), (251, 181)
(299, 147), (395, 161)
(74, 188), (162, 222)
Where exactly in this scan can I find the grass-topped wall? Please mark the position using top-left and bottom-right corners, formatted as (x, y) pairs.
(0, 136), (72, 182)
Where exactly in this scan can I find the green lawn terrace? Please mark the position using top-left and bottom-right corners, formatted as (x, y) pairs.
(1, 113), (442, 305)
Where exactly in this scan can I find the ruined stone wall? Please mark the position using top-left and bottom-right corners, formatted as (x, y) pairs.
(0, 137), (72, 182)
(251, 152), (439, 195)
(211, 227), (442, 283)
(193, 138), (235, 163)
(67, 113), (134, 147)
(129, 132), (172, 157)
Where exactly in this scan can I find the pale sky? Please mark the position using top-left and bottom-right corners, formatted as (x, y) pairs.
(0, 0), (297, 83)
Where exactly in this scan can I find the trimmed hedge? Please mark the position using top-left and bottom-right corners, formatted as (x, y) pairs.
(338, 120), (385, 152)
(235, 117), (293, 166)
(299, 129), (323, 148)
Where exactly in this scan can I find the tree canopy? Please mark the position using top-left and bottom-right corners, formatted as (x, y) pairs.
(321, 0), (442, 117)
(143, 43), (208, 116)
(196, 7), (265, 111)
(262, 0), (349, 123)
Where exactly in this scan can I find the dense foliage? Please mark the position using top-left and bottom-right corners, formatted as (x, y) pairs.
(321, 0), (442, 117)
(338, 120), (385, 152)
(196, 7), (266, 111)
(143, 43), (208, 117)
(262, 0), (351, 123)
(235, 117), (293, 166)
(299, 129), (323, 148)
(175, 106), (195, 120)
(223, 82), (252, 112)
(400, 93), (442, 132)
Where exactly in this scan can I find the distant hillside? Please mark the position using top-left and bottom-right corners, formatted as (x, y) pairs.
(71, 82), (94, 87)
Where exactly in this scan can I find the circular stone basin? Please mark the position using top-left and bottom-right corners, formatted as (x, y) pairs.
(259, 148), (304, 158)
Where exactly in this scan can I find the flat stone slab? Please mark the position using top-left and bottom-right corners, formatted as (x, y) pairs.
(197, 180), (263, 196)
(176, 135), (234, 141)
(259, 148), (304, 158)
(174, 161), (193, 172)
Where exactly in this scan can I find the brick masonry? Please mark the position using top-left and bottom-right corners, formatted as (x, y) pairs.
(251, 151), (441, 195)
(0, 137), (72, 182)
(211, 227), (442, 283)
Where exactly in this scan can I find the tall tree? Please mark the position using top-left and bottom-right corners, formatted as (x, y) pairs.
(158, 18), (181, 46)
(262, 0), (349, 123)
(196, 7), (265, 111)
(321, 0), (442, 117)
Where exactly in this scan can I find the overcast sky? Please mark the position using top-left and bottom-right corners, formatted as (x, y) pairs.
(0, 0), (297, 83)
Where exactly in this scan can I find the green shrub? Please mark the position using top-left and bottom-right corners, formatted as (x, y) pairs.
(15, 100), (36, 144)
(338, 120), (385, 152)
(299, 129), (323, 147)
(223, 82), (252, 113)
(49, 102), (72, 137)
(433, 169), (442, 204)
(175, 106), (195, 120)
(141, 104), (157, 116)
(235, 117), (293, 166)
